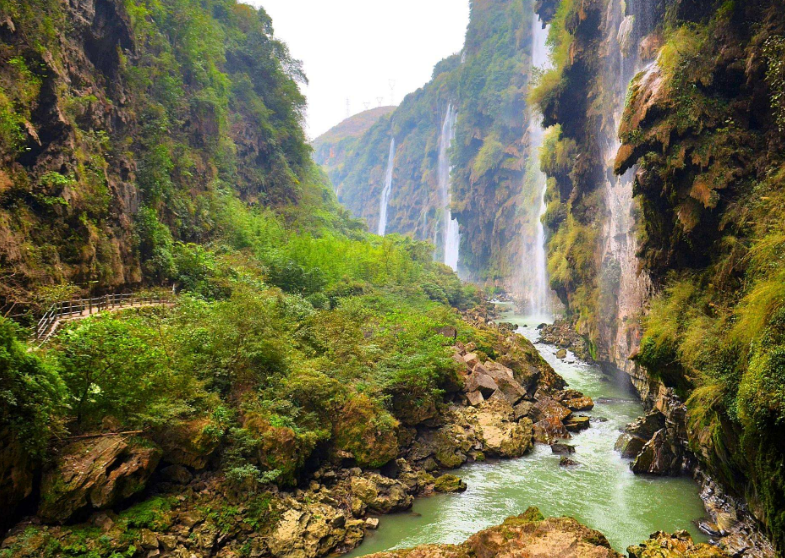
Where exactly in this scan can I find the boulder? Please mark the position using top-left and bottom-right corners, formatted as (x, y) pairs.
(466, 390), (485, 406)
(563, 396), (594, 411)
(267, 500), (356, 558)
(433, 474), (467, 493)
(39, 436), (162, 523)
(475, 401), (533, 457)
(625, 411), (666, 440)
(631, 429), (681, 476)
(559, 457), (579, 467)
(530, 398), (572, 422)
(513, 401), (534, 421)
(493, 376), (528, 406)
(627, 530), (729, 558)
(533, 416), (571, 444)
(614, 433), (647, 458)
(565, 416), (591, 432)
(363, 508), (622, 558)
(160, 464), (193, 485)
(350, 474), (413, 514)
(463, 353), (480, 369)
(465, 370), (498, 398)
(556, 349), (567, 359)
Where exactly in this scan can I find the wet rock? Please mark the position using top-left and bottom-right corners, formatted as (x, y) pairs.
(530, 398), (572, 423)
(614, 433), (647, 458)
(559, 457), (579, 467)
(433, 474), (467, 493)
(626, 411), (666, 440)
(565, 416), (591, 432)
(551, 442), (576, 455)
(39, 436), (162, 523)
(631, 429), (681, 475)
(533, 416), (571, 444)
(627, 530), (729, 558)
(563, 396), (594, 411)
(556, 349), (567, 359)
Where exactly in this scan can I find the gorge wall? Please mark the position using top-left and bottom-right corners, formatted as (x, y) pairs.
(0, 0), (313, 310)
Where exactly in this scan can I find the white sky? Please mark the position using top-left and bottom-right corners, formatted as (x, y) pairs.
(249, 0), (471, 140)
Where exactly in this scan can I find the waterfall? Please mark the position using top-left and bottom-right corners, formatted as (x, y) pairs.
(438, 104), (460, 272)
(524, 12), (553, 319)
(597, 0), (655, 367)
(377, 137), (395, 236)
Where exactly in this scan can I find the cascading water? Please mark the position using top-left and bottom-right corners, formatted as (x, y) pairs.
(377, 137), (396, 236)
(522, 11), (553, 319)
(438, 105), (460, 272)
(597, 0), (655, 370)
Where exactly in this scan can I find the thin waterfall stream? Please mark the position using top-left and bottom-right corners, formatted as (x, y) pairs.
(345, 309), (709, 557)
(377, 137), (396, 236)
(439, 105), (460, 272)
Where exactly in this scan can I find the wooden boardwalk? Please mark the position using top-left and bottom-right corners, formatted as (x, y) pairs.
(35, 292), (175, 345)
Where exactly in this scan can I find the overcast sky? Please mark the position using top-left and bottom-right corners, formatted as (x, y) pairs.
(250, 1), (471, 140)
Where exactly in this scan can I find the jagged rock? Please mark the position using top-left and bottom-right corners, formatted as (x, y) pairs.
(463, 353), (480, 369)
(350, 474), (413, 514)
(631, 429), (681, 475)
(364, 508), (621, 558)
(556, 349), (568, 359)
(533, 416), (571, 444)
(565, 416), (590, 432)
(465, 370), (498, 398)
(466, 390), (484, 406)
(39, 436), (162, 523)
(614, 433), (647, 458)
(433, 474), (467, 493)
(560, 457), (579, 467)
(267, 500), (355, 558)
(563, 396), (594, 411)
(531, 398), (572, 422)
(475, 400), (533, 457)
(626, 411), (666, 440)
(627, 530), (729, 558)
(513, 401), (534, 420)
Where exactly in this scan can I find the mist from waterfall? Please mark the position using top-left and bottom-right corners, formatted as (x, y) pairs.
(439, 104), (460, 272)
(525, 12), (553, 319)
(377, 137), (396, 236)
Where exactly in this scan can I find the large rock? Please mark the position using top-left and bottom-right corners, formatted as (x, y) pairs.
(631, 429), (681, 475)
(39, 436), (162, 523)
(531, 398), (572, 423)
(267, 499), (361, 558)
(615, 433), (647, 458)
(628, 530), (729, 558)
(475, 401), (533, 457)
(154, 418), (219, 470)
(364, 508), (621, 558)
(433, 474), (467, 493)
(533, 416), (571, 444)
(465, 370), (498, 398)
(350, 474), (413, 514)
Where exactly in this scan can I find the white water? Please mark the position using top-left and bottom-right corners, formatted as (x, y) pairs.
(377, 137), (396, 236)
(438, 105), (460, 271)
(524, 13), (553, 320)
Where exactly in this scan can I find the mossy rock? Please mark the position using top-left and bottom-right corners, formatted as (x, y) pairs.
(433, 474), (467, 493)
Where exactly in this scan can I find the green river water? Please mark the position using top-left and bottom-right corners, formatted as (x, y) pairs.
(346, 311), (709, 556)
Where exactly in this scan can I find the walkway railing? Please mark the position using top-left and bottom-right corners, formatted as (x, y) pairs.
(35, 290), (174, 343)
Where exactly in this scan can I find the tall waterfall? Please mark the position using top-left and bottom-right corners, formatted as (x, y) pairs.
(524, 12), (553, 319)
(377, 137), (396, 236)
(597, 0), (655, 367)
(438, 105), (460, 272)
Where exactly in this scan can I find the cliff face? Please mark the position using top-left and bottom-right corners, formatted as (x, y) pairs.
(313, 0), (537, 287)
(0, 0), (310, 309)
(535, 0), (785, 549)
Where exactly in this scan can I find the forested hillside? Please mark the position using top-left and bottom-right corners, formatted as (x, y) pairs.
(314, 0), (535, 285)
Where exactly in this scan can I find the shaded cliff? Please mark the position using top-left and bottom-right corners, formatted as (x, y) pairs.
(0, 0), (311, 310)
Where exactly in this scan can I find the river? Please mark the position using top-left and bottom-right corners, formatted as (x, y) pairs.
(346, 311), (708, 556)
